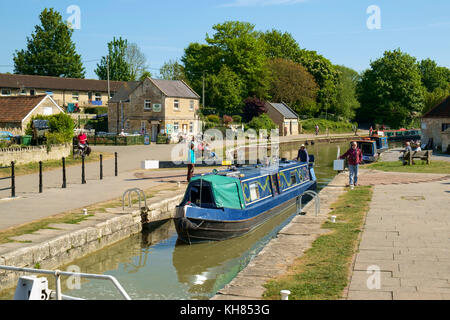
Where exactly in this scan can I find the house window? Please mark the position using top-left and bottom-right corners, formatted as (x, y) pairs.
(72, 92), (79, 101)
(30, 89), (36, 96)
(20, 89), (27, 95)
(153, 103), (162, 112)
(189, 122), (194, 133)
(249, 183), (260, 202)
(88, 92), (93, 101)
(144, 100), (152, 111)
(442, 123), (450, 132)
(174, 99), (180, 111)
(45, 90), (53, 96)
(190, 100), (194, 111)
(1, 89), (11, 96)
(174, 122), (179, 133)
(95, 93), (102, 101)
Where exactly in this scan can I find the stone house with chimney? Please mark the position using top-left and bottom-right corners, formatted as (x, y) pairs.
(109, 78), (201, 142)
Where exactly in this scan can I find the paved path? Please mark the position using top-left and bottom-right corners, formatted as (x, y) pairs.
(347, 173), (450, 300)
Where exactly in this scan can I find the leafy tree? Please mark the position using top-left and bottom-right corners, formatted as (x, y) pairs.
(266, 58), (318, 116)
(159, 59), (186, 81)
(418, 58), (450, 92)
(333, 65), (360, 120)
(261, 29), (301, 61)
(423, 84), (450, 114)
(357, 49), (425, 128)
(126, 43), (149, 81)
(139, 70), (152, 81)
(13, 8), (85, 78)
(242, 97), (267, 123)
(95, 37), (132, 81)
(206, 21), (270, 99)
(208, 66), (244, 115)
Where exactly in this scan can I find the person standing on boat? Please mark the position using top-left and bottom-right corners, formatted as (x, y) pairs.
(340, 141), (363, 189)
(297, 144), (309, 163)
(187, 140), (196, 182)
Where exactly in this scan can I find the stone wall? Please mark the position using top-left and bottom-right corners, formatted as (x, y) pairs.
(0, 193), (183, 292)
(0, 144), (71, 166)
(421, 117), (450, 150)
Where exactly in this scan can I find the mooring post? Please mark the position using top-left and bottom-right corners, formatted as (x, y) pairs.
(100, 154), (103, 180)
(115, 152), (118, 176)
(10, 161), (15, 198)
(82, 155), (86, 184)
(39, 161), (43, 193)
(62, 157), (67, 188)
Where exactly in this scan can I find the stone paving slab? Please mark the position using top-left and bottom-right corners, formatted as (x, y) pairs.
(347, 176), (450, 300)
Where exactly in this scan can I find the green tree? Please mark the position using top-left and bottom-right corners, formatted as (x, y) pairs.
(357, 49), (425, 128)
(266, 58), (318, 116)
(126, 43), (149, 81)
(13, 8), (85, 78)
(159, 59), (186, 81)
(261, 29), (301, 61)
(423, 84), (450, 114)
(418, 58), (450, 92)
(208, 66), (244, 115)
(333, 65), (360, 120)
(247, 114), (277, 133)
(95, 37), (132, 81)
(206, 21), (270, 99)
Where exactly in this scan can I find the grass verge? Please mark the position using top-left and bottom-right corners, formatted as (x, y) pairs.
(262, 186), (373, 300)
(0, 152), (113, 178)
(366, 160), (450, 174)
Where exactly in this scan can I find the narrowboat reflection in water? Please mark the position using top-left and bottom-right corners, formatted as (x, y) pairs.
(175, 159), (317, 243)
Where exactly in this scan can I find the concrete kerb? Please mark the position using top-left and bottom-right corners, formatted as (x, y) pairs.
(0, 188), (184, 292)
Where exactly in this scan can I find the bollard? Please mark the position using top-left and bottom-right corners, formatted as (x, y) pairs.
(11, 161), (15, 198)
(280, 290), (291, 300)
(115, 152), (118, 177)
(62, 157), (66, 189)
(100, 154), (103, 180)
(331, 216), (337, 223)
(39, 161), (43, 193)
(82, 155), (86, 184)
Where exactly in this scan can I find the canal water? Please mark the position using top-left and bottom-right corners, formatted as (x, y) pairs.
(0, 140), (351, 300)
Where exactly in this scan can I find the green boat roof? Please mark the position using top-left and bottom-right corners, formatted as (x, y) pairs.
(190, 174), (245, 210)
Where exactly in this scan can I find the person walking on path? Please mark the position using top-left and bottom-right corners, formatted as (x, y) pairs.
(187, 141), (196, 182)
(315, 124), (319, 136)
(297, 144), (309, 163)
(340, 141), (363, 189)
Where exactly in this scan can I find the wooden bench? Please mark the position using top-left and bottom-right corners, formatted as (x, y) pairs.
(402, 150), (432, 165)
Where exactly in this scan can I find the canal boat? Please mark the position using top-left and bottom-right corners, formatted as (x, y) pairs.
(368, 135), (389, 153)
(382, 129), (421, 141)
(175, 159), (317, 243)
(352, 139), (379, 163)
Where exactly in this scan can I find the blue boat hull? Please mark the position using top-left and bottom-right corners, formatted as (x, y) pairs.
(175, 180), (317, 243)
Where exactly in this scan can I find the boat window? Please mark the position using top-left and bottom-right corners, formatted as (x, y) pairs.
(271, 174), (279, 195)
(188, 183), (216, 208)
(249, 183), (260, 202)
(361, 144), (373, 155)
(290, 171), (298, 185)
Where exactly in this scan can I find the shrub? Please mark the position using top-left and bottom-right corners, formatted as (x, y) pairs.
(223, 115), (233, 126)
(232, 115), (242, 123)
(248, 114), (277, 133)
(206, 115), (220, 124)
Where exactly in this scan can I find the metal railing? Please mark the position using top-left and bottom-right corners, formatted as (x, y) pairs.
(297, 190), (320, 216)
(0, 161), (15, 198)
(0, 265), (131, 300)
(122, 188), (147, 211)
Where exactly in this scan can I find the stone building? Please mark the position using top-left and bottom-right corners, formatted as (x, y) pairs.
(421, 95), (450, 152)
(109, 78), (201, 142)
(0, 73), (124, 110)
(0, 95), (65, 135)
(265, 102), (299, 136)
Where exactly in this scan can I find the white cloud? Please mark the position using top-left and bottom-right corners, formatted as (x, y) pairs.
(220, 0), (307, 8)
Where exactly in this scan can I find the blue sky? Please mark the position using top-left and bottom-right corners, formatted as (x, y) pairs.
(1, 0), (449, 79)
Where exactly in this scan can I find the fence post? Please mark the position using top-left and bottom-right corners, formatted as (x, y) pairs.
(62, 157), (67, 189)
(82, 155), (86, 184)
(11, 161), (15, 198)
(115, 152), (118, 177)
(39, 161), (43, 193)
(100, 154), (103, 180)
